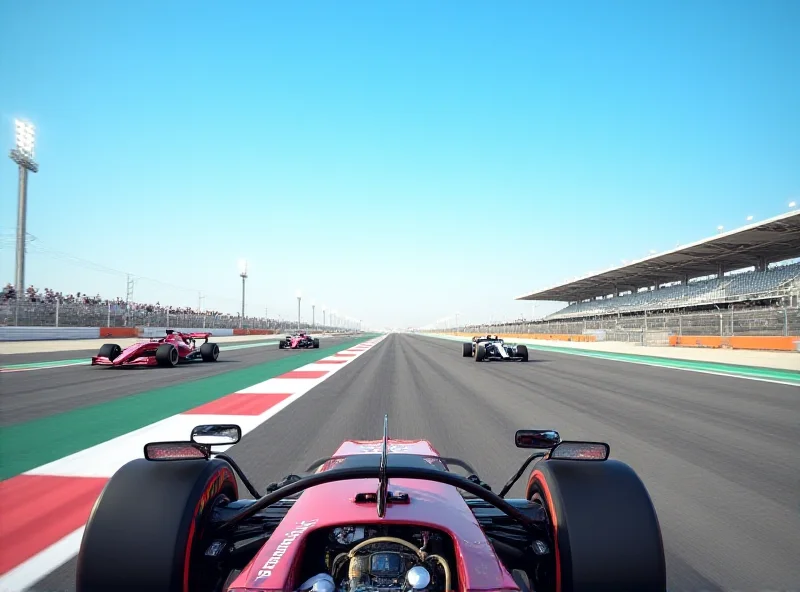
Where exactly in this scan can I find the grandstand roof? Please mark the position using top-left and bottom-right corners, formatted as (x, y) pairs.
(517, 210), (800, 302)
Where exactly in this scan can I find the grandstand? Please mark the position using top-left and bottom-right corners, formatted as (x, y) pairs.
(517, 210), (800, 321)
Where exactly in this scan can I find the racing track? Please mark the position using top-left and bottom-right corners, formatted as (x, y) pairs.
(17, 333), (800, 591)
(0, 337), (353, 426)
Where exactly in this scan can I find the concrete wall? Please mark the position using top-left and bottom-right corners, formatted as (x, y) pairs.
(0, 327), (100, 341)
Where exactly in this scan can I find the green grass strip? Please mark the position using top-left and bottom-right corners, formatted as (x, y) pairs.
(0, 335), (378, 480)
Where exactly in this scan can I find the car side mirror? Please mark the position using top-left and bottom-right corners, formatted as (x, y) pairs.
(515, 429), (561, 449)
(191, 424), (242, 446)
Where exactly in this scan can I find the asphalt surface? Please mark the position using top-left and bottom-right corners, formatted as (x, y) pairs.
(0, 337), (351, 426)
(27, 333), (800, 592)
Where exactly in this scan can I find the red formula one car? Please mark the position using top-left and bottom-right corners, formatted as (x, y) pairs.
(279, 331), (320, 349)
(76, 417), (667, 592)
(91, 329), (220, 368)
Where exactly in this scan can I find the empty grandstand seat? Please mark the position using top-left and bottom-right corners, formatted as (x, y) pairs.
(546, 263), (800, 320)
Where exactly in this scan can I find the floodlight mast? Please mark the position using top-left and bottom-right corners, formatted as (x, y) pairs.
(9, 119), (39, 326)
(296, 290), (302, 331)
(239, 260), (248, 329)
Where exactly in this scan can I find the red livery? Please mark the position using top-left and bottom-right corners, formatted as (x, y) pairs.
(76, 418), (667, 592)
(90, 329), (220, 367)
(279, 332), (320, 350)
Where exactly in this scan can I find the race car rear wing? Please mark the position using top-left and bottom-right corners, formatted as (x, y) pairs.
(186, 332), (212, 341)
(473, 334), (500, 342)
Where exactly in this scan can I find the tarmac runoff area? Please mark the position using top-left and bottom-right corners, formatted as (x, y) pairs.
(1, 333), (799, 591)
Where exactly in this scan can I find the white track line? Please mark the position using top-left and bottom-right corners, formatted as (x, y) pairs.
(0, 528), (86, 592)
(0, 336), (386, 592)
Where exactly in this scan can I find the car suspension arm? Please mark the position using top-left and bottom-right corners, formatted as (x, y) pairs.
(498, 452), (547, 498)
(215, 453), (262, 498)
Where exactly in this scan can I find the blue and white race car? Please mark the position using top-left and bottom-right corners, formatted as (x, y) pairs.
(462, 335), (529, 362)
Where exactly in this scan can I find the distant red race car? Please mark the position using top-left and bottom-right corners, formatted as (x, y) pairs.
(91, 329), (220, 368)
(279, 332), (320, 349)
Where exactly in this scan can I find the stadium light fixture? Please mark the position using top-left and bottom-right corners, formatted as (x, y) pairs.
(746, 215), (754, 222)
(790, 201), (797, 209)
(238, 259), (248, 329)
(296, 290), (302, 331)
(9, 118), (39, 326)
(717, 225), (724, 233)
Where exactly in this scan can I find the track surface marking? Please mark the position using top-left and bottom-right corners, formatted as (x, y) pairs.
(18, 334), (800, 591)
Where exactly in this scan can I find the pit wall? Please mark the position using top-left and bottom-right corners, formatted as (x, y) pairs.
(428, 331), (799, 352)
(0, 327), (102, 341)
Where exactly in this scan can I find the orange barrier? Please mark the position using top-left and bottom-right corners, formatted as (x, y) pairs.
(441, 332), (597, 343)
(98, 327), (139, 338)
(670, 335), (800, 352)
(232, 328), (278, 336)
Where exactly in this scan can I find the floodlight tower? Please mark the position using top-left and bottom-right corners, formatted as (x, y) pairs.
(322, 305), (327, 328)
(296, 290), (302, 331)
(9, 119), (39, 326)
(238, 260), (248, 328)
(311, 300), (316, 329)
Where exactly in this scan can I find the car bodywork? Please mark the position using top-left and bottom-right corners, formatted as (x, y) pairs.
(463, 335), (529, 362)
(279, 332), (320, 349)
(90, 329), (220, 367)
(76, 418), (667, 592)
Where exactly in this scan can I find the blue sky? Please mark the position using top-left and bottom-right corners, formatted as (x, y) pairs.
(1, 0), (798, 328)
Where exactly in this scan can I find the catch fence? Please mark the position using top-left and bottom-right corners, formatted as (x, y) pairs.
(0, 300), (338, 332)
(449, 307), (800, 344)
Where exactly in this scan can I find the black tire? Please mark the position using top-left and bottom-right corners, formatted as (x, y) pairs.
(516, 344), (529, 362)
(76, 458), (239, 592)
(313, 338), (320, 348)
(525, 459), (666, 591)
(475, 343), (486, 362)
(98, 343), (122, 361)
(279, 340), (285, 349)
(462, 342), (472, 357)
(155, 343), (179, 367)
(199, 342), (219, 362)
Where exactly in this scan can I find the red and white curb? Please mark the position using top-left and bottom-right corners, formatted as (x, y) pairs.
(0, 336), (385, 592)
